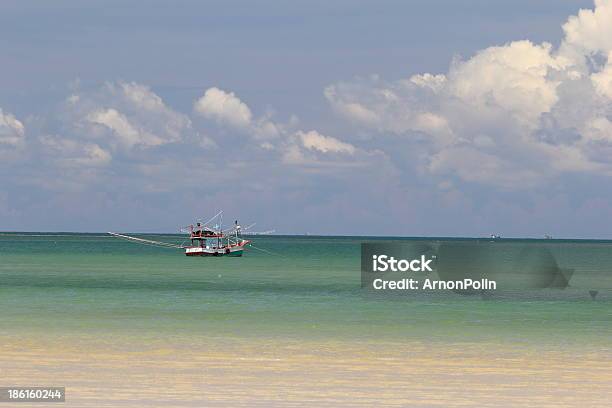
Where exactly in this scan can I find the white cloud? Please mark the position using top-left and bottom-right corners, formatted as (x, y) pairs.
(581, 116), (612, 143)
(194, 87), (360, 167)
(325, 0), (612, 189)
(324, 85), (379, 126)
(409, 73), (446, 91)
(194, 87), (286, 143)
(120, 82), (166, 111)
(428, 147), (543, 189)
(561, 0), (612, 57)
(104, 82), (191, 141)
(325, 74), (455, 144)
(87, 108), (166, 148)
(41, 135), (111, 167)
(15, 81), (194, 181)
(0, 108), (25, 148)
(591, 51), (612, 98)
(279, 130), (372, 168)
(253, 117), (282, 140)
(447, 41), (565, 125)
(70, 81), (190, 150)
(193, 87), (292, 145)
(298, 130), (356, 154)
(194, 87), (253, 128)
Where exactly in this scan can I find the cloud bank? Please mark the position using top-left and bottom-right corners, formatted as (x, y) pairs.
(0, 108), (25, 155)
(2, 1), (612, 235)
(325, 0), (612, 189)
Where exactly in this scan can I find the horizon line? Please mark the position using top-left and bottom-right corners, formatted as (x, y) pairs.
(3, 231), (612, 242)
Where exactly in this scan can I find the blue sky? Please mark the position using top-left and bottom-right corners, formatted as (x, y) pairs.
(3, 0), (612, 237)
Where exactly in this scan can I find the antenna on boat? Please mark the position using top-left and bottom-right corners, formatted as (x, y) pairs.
(200, 210), (223, 227)
(222, 222), (255, 234)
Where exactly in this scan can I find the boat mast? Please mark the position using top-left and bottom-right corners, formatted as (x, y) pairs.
(218, 211), (222, 249)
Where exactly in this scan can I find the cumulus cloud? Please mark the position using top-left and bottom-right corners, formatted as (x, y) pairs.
(6, 2), (612, 234)
(0, 108), (25, 149)
(561, 0), (612, 58)
(298, 130), (356, 154)
(70, 81), (191, 152)
(194, 86), (360, 166)
(447, 41), (565, 125)
(324, 74), (457, 146)
(0, 81), (200, 199)
(591, 52), (612, 98)
(282, 130), (359, 165)
(87, 108), (166, 148)
(0, 83), (199, 201)
(194, 87), (253, 128)
(325, 0), (612, 189)
(193, 86), (287, 143)
(41, 135), (111, 167)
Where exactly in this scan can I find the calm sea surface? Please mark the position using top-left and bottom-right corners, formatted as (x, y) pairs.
(1, 233), (611, 346)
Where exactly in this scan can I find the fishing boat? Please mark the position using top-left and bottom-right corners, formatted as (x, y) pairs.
(181, 217), (251, 257)
(108, 211), (271, 257)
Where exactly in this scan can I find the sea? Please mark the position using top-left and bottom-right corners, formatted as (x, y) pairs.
(1, 233), (611, 406)
(1, 233), (610, 343)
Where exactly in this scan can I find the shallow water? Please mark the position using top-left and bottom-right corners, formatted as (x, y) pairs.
(0, 234), (610, 344)
(1, 233), (611, 406)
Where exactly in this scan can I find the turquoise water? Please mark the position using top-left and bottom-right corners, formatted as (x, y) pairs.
(1, 233), (611, 346)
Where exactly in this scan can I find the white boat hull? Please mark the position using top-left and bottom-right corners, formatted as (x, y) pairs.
(185, 241), (249, 257)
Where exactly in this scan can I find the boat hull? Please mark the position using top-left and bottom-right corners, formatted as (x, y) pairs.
(184, 241), (249, 257)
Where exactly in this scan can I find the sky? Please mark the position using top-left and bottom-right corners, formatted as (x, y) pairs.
(2, 0), (612, 237)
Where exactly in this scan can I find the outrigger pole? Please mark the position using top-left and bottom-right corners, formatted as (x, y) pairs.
(199, 210), (223, 227)
(108, 230), (285, 257)
(107, 232), (184, 249)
